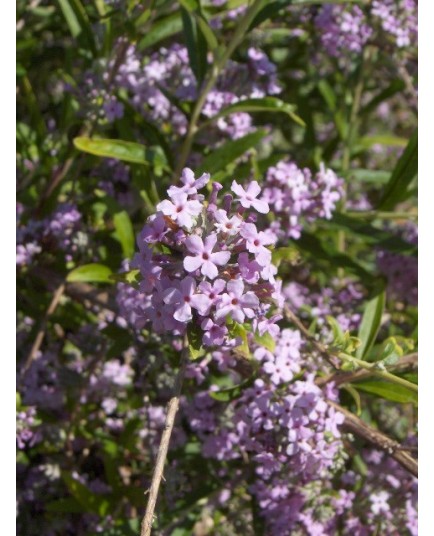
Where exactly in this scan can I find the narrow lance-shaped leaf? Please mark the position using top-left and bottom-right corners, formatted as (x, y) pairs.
(353, 380), (418, 406)
(138, 12), (183, 50)
(73, 137), (168, 167)
(56, 0), (96, 55)
(378, 130), (418, 210)
(356, 285), (386, 359)
(113, 211), (135, 259)
(205, 97), (305, 127)
(67, 263), (113, 284)
(197, 129), (267, 175)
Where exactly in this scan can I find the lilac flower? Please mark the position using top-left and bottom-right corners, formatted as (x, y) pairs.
(214, 209), (242, 235)
(370, 491), (390, 515)
(168, 168), (210, 198)
(215, 279), (259, 323)
(240, 223), (274, 266)
(163, 277), (208, 322)
(231, 180), (269, 214)
(201, 318), (228, 346)
(157, 192), (202, 230)
(196, 279), (226, 316)
(183, 234), (231, 279)
(263, 356), (296, 385)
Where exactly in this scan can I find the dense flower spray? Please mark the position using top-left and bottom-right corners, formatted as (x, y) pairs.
(132, 168), (282, 347)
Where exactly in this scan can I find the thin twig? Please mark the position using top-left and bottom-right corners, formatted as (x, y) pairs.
(284, 306), (418, 393)
(316, 352), (418, 387)
(329, 400), (418, 477)
(23, 282), (65, 373)
(140, 341), (189, 536)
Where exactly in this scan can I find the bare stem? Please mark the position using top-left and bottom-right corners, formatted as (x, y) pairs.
(140, 342), (189, 536)
(23, 282), (65, 373)
(329, 400), (418, 477)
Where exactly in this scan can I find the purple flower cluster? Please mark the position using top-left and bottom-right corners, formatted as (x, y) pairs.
(132, 168), (281, 346)
(261, 160), (344, 240)
(377, 223), (418, 306)
(16, 202), (83, 266)
(185, 330), (345, 533)
(372, 0), (418, 49)
(284, 277), (364, 340)
(314, 5), (373, 58)
(115, 43), (280, 142)
(313, 0), (417, 61)
(16, 406), (40, 450)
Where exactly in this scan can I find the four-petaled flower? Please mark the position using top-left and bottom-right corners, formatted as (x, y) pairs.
(240, 223), (274, 266)
(157, 192), (202, 230)
(184, 234), (231, 279)
(163, 277), (209, 322)
(215, 279), (259, 323)
(231, 180), (269, 214)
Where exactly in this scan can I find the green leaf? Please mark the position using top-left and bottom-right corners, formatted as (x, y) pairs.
(46, 497), (84, 514)
(295, 232), (375, 283)
(347, 169), (391, 184)
(67, 263), (113, 283)
(56, 0), (96, 55)
(254, 331), (276, 353)
(356, 285), (386, 359)
(113, 211), (135, 259)
(73, 137), (167, 167)
(378, 130), (418, 210)
(187, 324), (206, 361)
(353, 380), (417, 405)
(208, 97), (305, 127)
(358, 135), (408, 149)
(62, 472), (111, 515)
(181, 7), (208, 85)
(138, 12), (183, 49)
(197, 129), (267, 175)
(229, 323), (251, 359)
(209, 376), (255, 402)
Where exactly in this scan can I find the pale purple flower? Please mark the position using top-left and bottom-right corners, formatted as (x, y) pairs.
(215, 279), (259, 323)
(163, 277), (208, 322)
(157, 192), (202, 230)
(183, 234), (230, 279)
(196, 279), (226, 316)
(231, 180), (269, 214)
(240, 223), (274, 266)
(214, 209), (242, 235)
(201, 318), (228, 346)
(168, 168), (210, 198)
(263, 355), (295, 385)
(370, 491), (390, 515)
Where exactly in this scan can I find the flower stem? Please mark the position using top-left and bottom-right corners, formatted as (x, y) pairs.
(140, 342), (189, 536)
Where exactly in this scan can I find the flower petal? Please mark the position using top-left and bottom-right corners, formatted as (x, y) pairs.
(184, 255), (203, 272)
(201, 261), (218, 280)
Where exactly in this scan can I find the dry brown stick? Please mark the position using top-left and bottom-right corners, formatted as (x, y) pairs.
(23, 282), (66, 373)
(329, 400), (418, 477)
(317, 352), (418, 387)
(140, 342), (189, 536)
